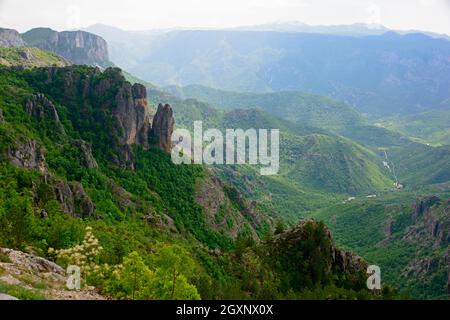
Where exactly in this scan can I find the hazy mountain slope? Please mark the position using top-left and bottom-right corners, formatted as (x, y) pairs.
(104, 30), (450, 116)
(166, 84), (364, 131)
(146, 88), (393, 220)
(337, 123), (450, 188)
(21, 28), (111, 67)
(376, 108), (450, 146)
(231, 21), (450, 40)
(0, 28), (26, 47)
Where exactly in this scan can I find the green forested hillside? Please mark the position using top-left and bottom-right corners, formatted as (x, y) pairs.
(376, 109), (450, 146)
(147, 89), (394, 220)
(311, 191), (450, 299)
(0, 64), (383, 300)
(167, 84), (364, 131)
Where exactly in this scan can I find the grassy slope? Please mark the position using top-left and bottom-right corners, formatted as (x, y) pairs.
(0, 47), (70, 68)
(375, 108), (450, 146)
(0, 65), (383, 300)
(168, 84), (364, 131)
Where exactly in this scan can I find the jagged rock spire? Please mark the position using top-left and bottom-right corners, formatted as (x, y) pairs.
(151, 103), (175, 154)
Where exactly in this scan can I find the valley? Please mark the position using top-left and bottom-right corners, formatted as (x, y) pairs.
(0, 20), (449, 301)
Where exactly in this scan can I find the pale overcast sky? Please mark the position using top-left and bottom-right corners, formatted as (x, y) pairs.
(1, 0), (449, 35)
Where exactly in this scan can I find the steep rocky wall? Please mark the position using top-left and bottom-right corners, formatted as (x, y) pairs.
(0, 28), (25, 47)
(22, 28), (109, 66)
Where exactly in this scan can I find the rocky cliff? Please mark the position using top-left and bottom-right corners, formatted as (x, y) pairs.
(0, 28), (25, 47)
(4, 66), (175, 219)
(151, 103), (175, 153)
(22, 28), (109, 66)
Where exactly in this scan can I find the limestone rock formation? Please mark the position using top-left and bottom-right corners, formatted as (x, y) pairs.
(114, 83), (150, 149)
(411, 195), (440, 220)
(26, 93), (60, 121)
(71, 140), (98, 169)
(22, 28), (109, 66)
(0, 248), (104, 300)
(53, 181), (96, 218)
(25, 93), (65, 134)
(8, 138), (48, 173)
(151, 103), (175, 153)
(194, 171), (261, 239)
(333, 247), (367, 273)
(404, 195), (449, 247)
(0, 28), (25, 47)
(20, 67), (174, 169)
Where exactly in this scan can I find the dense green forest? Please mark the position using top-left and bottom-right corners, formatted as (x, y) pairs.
(0, 64), (390, 300)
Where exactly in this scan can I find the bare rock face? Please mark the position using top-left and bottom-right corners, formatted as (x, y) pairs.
(151, 103), (174, 153)
(25, 93), (65, 134)
(114, 83), (150, 149)
(1, 248), (64, 275)
(0, 248), (105, 300)
(195, 171), (261, 240)
(23, 28), (109, 66)
(71, 139), (98, 169)
(53, 181), (96, 218)
(411, 195), (440, 220)
(404, 195), (449, 247)
(333, 247), (367, 273)
(8, 138), (48, 173)
(26, 93), (60, 121)
(0, 28), (25, 47)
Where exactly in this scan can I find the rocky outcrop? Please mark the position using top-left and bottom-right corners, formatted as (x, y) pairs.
(114, 83), (150, 148)
(71, 140), (98, 169)
(53, 181), (96, 218)
(26, 93), (60, 122)
(25, 93), (65, 134)
(268, 220), (368, 276)
(21, 67), (173, 168)
(411, 195), (440, 220)
(1, 248), (64, 275)
(0, 28), (25, 47)
(8, 138), (48, 173)
(195, 170), (261, 239)
(150, 103), (174, 153)
(22, 28), (109, 66)
(333, 247), (367, 273)
(404, 195), (449, 247)
(0, 248), (104, 300)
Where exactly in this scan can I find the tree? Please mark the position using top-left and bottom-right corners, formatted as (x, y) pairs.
(105, 251), (155, 300)
(150, 244), (200, 300)
(0, 191), (35, 249)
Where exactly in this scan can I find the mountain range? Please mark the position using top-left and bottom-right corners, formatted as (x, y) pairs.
(84, 24), (450, 116)
(0, 23), (449, 299)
